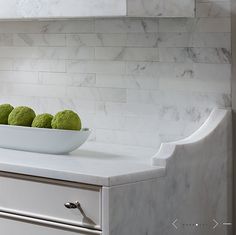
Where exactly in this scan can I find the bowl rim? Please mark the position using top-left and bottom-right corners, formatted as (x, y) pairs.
(0, 124), (91, 133)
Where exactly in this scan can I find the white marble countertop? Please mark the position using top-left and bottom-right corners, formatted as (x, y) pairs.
(0, 142), (165, 186)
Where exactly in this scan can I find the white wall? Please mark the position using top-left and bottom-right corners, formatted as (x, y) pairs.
(0, 0), (231, 148)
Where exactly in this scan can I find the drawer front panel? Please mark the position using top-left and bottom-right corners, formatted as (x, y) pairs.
(0, 175), (101, 229)
(0, 212), (101, 235)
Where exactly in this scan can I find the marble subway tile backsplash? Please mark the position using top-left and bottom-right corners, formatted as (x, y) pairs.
(0, 0), (231, 148)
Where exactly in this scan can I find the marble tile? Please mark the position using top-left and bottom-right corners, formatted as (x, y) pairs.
(66, 33), (159, 48)
(0, 59), (13, 70)
(0, 47), (43, 59)
(160, 18), (231, 33)
(96, 128), (161, 148)
(66, 87), (127, 103)
(196, 2), (231, 17)
(0, 71), (38, 84)
(13, 59), (66, 72)
(67, 61), (126, 74)
(96, 75), (159, 90)
(7, 47), (95, 60)
(194, 18), (231, 33)
(0, 20), (94, 33)
(14, 34), (66, 47)
(125, 62), (194, 78)
(39, 72), (96, 87)
(0, 11), (231, 148)
(159, 77), (231, 93)
(37, 47), (67, 60)
(159, 47), (231, 64)
(157, 33), (193, 47)
(159, 18), (196, 33)
(192, 33), (231, 48)
(66, 47), (95, 60)
(95, 18), (158, 33)
(0, 46), (92, 60)
(193, 63), (231, 81)
(126, 33), (159, 48)
(0, 83), (66, 98)
(38, 20), (95, 34)
(149, 91), (231, 108)
(159, 18), (231, 33)
(95, 47), (159, 61)
(128, 0), (195, 17)
(0, 34), (14, 46)
(67, 33), (126, 47)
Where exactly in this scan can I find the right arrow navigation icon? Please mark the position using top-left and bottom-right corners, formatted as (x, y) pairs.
(212, 219), (219, 229)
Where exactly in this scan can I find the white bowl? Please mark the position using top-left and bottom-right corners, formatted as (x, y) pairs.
(0, 125), (91, 154)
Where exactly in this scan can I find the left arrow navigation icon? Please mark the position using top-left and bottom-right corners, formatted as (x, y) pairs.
(172, 219), (178, 229)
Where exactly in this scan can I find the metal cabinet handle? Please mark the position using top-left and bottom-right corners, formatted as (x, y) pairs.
(64, 201), (97, 226)
(64, 201), (80, 209)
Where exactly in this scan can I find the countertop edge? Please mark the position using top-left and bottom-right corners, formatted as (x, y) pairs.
(0, 163), (165, 187)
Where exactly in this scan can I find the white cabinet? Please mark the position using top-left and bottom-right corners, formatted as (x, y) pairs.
(0, 0), (195, 19)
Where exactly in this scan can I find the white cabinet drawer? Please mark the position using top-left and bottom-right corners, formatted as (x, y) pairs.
(0, 174), (102, 230)
(0, 212), (101, 235)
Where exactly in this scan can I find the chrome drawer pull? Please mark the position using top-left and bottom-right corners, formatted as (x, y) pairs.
(64, 201), (80, 209)
(64, 201), (96, 226)
(64, 201), (86, 217)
